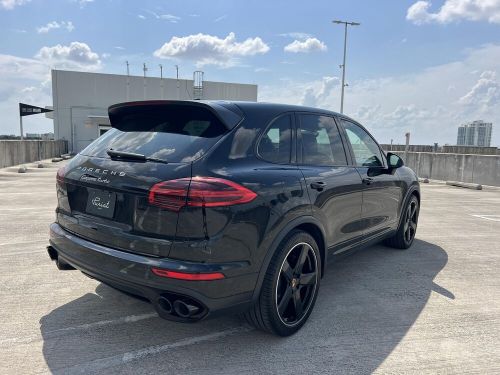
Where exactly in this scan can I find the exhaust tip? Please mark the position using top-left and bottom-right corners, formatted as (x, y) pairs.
(157, 296), (173, 314)
(47, 246), (58, 261)
(173, 300), (201, 318)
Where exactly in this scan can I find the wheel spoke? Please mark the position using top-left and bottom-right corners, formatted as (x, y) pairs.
(405, 227), (412, 242)
(410, 221), (417, 231)
(294, 245), (309, 274)
(292, 288), (303, 317)
(281, 259), (294, 282)
(277, 286), (293, 315)
(299, 271), (316, 286)
(410, 203), (417, 220)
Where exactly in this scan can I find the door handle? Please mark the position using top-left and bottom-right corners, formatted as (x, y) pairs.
(310, 181), (326, 191)
(362, 177), (374, 185)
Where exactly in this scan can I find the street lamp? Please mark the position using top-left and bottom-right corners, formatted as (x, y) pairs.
(332, 20), (360, 114)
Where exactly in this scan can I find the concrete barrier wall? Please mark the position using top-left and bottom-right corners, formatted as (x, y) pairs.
(382, 145), (498, 155)
(0, 140), (68, 168)
(400, 151), (500, 187)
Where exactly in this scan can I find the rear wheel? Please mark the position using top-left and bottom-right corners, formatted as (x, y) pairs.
(385, 195), (419, 249)
(243, 230), (320, 336)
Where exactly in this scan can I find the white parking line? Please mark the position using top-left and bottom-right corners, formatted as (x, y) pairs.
(53, 326), (252, 374)
(471, 214), (500, 222)
(0, 313), (158, 346)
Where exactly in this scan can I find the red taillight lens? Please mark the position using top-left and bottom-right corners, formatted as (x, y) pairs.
(56, 166), (67, 187)
(151, 268), (225, 281)
(148, 177), (257, 211)
(148, 178), (190, 211)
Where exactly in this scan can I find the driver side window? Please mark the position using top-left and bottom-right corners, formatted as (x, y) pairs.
(341, 120), (384, 167)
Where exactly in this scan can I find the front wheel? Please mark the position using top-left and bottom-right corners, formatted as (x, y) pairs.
(243, 230), (321, 336)
(385, 195), (419, 249)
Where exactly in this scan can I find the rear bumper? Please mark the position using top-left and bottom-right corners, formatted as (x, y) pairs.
(49, 223), (257, 320)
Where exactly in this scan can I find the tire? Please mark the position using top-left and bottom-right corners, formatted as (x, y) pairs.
(385, 194), (419, 249)
(243, 230), (321, 336)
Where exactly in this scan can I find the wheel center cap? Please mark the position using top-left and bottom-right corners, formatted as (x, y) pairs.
(291, 278), (298, 288)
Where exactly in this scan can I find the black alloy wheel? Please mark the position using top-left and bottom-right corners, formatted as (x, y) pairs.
(275, 242), (318, 326)
(404, 198), (418, 244)
(385, 195), (419, 249)
(243, 230), (321, 336)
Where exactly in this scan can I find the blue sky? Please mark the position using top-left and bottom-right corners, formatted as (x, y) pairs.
(1, 0), (500, 145)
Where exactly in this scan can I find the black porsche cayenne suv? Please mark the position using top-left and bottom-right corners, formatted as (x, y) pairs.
(48, 100), (420, 336)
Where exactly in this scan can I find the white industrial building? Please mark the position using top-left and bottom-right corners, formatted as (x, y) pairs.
(50, 70), (258, 153)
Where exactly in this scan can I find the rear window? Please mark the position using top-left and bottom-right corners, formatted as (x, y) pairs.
(80, 105), (227, 163)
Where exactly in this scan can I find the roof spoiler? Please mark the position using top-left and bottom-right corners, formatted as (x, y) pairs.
(108, 100), (243, 130)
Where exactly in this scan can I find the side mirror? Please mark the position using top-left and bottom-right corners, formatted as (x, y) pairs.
(387, 152), (404, 169)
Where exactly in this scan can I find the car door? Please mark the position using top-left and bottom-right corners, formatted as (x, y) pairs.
(339, 119), (403, 238)
(297, 113), (364, 251)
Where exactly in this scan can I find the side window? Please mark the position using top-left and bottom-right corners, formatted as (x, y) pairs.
(341, 120), (384, 167)
(258, 115), (292, 164)
(299, 114), (347, 166)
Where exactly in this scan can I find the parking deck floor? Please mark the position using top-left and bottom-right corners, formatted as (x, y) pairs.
(0, 161), (499, 374)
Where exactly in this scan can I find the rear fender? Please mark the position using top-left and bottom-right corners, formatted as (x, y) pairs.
(251, 216), (327, 303)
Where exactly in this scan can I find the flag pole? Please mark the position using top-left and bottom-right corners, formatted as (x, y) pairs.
(19, 103), (24, 140)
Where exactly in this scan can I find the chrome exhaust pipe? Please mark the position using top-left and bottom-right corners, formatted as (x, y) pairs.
(157, 296), (173, 314)
(173, 300), (200, 318)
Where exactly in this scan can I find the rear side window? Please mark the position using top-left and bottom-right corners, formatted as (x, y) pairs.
(80, 105), (227, 163)
(258, 115), (292, 164)
(299, 114), (347, 166)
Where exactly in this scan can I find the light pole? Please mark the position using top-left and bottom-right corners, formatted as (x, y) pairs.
(332, 20), (360, 114)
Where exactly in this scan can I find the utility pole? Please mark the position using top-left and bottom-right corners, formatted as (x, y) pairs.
(175, 65), (180, 99)
(159, 64), (164, 99)
(143, 63), (148, 99)
(19, 115), (24, 140)
(125, 61), (130, 101)
(332, 20), (360, 114)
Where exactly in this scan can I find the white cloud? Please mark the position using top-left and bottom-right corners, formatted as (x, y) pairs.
(145, 10), (181, 22)
(159, 14), (180, 23)
(260, 44), (500, 146)
(153, 32), (270, 67)
(407, 0), (500, 24)
(114, 46), (125, 50)
(0, 54), (53, 135)
(284, 38), (327, 53)
(214, 14), (227, 22)
(74, 0), (93, 7)
(35, 41), (101, 70)
(0, 0), (30, 10)
(459, 70), (500, 109)
(279, 32), (314, 40)
(37, 21), (75, 34)
(301, 76), (340, 107)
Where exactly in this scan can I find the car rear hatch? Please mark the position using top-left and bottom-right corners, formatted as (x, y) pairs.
(56, 101), (242, 258)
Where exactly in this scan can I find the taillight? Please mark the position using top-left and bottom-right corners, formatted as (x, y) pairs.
(151, 268), (225, 281)
(148, 177), (257, 211)
(56, 165), (67, 187)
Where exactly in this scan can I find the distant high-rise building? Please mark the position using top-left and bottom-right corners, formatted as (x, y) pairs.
(456, 121), (493, 147)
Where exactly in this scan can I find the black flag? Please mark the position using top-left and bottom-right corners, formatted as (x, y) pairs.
(19, 103), (53, 117)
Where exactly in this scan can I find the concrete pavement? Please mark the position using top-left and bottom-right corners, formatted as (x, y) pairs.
(0, 161), (499, 374)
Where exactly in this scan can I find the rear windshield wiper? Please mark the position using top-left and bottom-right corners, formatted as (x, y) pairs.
(107, 149), (169, 164)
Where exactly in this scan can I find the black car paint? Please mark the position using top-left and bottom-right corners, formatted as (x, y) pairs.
(49, 100), (419, 321)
